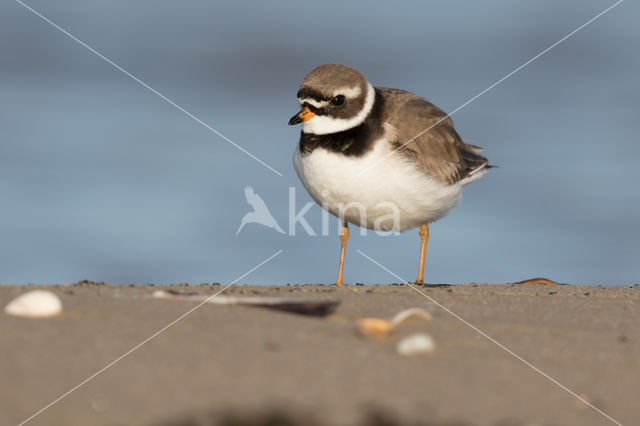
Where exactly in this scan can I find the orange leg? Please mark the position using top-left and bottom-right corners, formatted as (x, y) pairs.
(336, 223), (349, 285)
(416, 224), (429, 284)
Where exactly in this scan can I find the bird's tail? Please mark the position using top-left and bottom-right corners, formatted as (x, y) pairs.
(460, 144), (493, 185)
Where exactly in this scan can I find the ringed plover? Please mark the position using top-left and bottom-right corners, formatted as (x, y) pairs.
(289, 63), (490, 285)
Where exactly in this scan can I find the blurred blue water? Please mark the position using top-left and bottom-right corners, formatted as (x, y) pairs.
(1, 0), (638, 285)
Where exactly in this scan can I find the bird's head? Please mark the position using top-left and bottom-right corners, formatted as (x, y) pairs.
(288, 63), (375, 135)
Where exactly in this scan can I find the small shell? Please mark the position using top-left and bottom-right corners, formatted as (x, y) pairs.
(4, 290), (62, 318)
(356, 318), (393, 338)
(357, 308), (432, 338)
(396, 333), (435, 356)
(389, 308), (432, 328)
(153, 290), (171, 299)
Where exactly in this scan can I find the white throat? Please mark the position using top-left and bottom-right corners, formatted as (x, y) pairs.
(302, 82), (375, 135)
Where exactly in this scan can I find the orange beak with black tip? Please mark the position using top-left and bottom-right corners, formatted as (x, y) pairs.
(288, 107), (316, 125)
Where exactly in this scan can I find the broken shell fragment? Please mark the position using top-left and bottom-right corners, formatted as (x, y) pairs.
(512, 277), (558, 285)
(357, 307), (432, 338)
(389, 308), (432, 328)
(4, 290), (62, 318)
(356, 318), (394, 337)
(397, 333), (435, 356)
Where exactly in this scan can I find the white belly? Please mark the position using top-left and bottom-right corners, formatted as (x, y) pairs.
(293, 141), (462, 232)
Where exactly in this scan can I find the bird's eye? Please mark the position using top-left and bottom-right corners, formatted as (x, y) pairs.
(331, 95), (345, 106)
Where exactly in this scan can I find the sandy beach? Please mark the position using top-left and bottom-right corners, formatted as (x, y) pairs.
(1, 282), (638, 426)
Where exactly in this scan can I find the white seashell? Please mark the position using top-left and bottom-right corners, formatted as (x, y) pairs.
(396, 333), (435, 356)
(389, 307), (432, 328)
(4, 290), (63, 318)
(152, 290), (170, 299)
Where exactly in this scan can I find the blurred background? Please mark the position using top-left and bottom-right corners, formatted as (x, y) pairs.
(0, 0), (638, 285)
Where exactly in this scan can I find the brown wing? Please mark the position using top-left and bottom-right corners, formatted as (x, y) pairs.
(377, 87), (488, 185)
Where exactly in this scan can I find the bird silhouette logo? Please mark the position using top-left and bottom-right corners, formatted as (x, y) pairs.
(236, 186), (285, 235)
